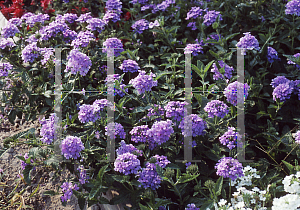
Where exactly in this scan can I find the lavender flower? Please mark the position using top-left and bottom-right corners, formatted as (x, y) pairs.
(8, 18), (22, 26)
(105, 74), (128, 97)
(147, 119), (174, 145)
(206, 34), (221, 45)
(106, 0), (123, 13)
(103, 11), (121, 23)
(147, 104), (165, 121)
(0, 62), (13, 77)
(204, 100), (229, 118)
(105, 122), (126, 139)
(211, 60), (234, 81)
(219, 127), (242, 150)
(267, 47), (280, 63)
(116, 140), (143, 156)
(184, 39), (204, 56)
(186, 7), (204, 20)
(20, 153), (34, 170)
(21, 42), (40, 63)
(165, 101), (188, 122)
(129, 70), (157, 94)
(187, 22), (197, 30)
(102, 37), (124, 57)
(78, 104), (99, 123)
(185, 203), (200, 210)
(215, 157), (244, 181)
(223, 81), (250, 106)
(178, 114), (207, 137)
(87, 18), (106, 33)
(63, 13), (78, 24)
(285, 0), (300, 16)
(132, 19), (149, 34)
(203, 10), (222, 26)
(114, 152), (141, 175)
(71, 30), (95, 48)
(119, 59), (140, 73)
(0, 38), (16, 49)
(61, 136), (85, 159)
(61, 182), (79, 202)
(1, 23), (20, 38)
(270, 76), (290, 88)
(39, 21), (70, 41)
(40, 113), (58, 144)
(292, 80), (300, 100)
(76, 12), (93, 23)
(65, 49), (92, 76)
(272, 82), (294, 102)
(130, 125), (157, 150)
(236, 32), (260, 55)
(39, 47), (54, 65)
(295, 130), (300, 144)
(287, 53), (300, 70)
(77, 165), (89, 184)
(25, 13), (49, 27)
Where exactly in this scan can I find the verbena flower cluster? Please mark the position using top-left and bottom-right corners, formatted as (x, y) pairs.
(21, 42), (41, 63)
(178, 114), (207, 137)
(102, 37), (124, 57)
(165, 101), (188, 122)
(71, 30), (95, 48)
(267, 47), (280, 63)
(287, 53), (300, 70)
(215, 157), (244, 181)
(39, 113), (58, 144)
(219, 127), (242, 150)
(130, 125), (157, 150)
(236, 32), (260, 55)
(1, 23), (20, 38)
(132, 19), (149, 34)
(116, 140), (143, 156)
(65, 49), (92, 76)
(184, 39), (204, 56)
(186, 7), (204, 20)
(211, 60), (234, 81)
(86, 18), (106, 33)
(223, 81), (251, 106)
(0, 38), (16, 50)
(0, 62), (13, 77)
(129, 70), (157, 94)
(204, 100), (229, 118)
(119, 59), (140, 73)
(147, 104), (165, 121)
(282, 171), (300, 194)
(185, 203), (200, 210)
(60, 182), (79, 202)
(270, 76), (298, 102)
(105, 74), (128, 97)
(77, 165), (89, 185)
(114, 152), (141, 175)
(285, 0), (300, 16)
(61, 136), (85, 160)
(203, 10), (222, 26)
(147, 119), (174, 145)
(295, 130), (300, 144)
(105, 122), (126, 139)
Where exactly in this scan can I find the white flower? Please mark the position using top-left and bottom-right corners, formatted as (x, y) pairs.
(235, 201), (245, 208)
(218, 199), (227, 206)
(272, 194), (300, 210)
(149, 20), (159, 28)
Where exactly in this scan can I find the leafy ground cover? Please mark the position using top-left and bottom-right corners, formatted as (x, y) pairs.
(1, 0), (300, 209)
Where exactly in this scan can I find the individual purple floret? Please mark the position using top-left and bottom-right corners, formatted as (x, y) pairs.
(132, 19), (149, 34)
(285, 0), (300, 16)
(272, 81), (294, 102)
(20, 153), (34, 170)
(203, 10), (222, 26)
(21, 42), (40, 63)
(0, 38), (16, 49)
(147, 119), (174, 145)
(61, 182), (79, 202)
(223, 81), (250, 106)
(165, 101), (188, 122)
(1, 23), (20, 38)
(65, 49), (92, 76)
(116, 140), (143, 156)
(103, 11), (121, 24)
(114, 152), (141, 175)
(77, 165), (89, 184)
(295, 130), (300, 144)
(87, 18), (106, 33)
(40, 113), (58, 144)
(219, 127), (242, 150)
(186, 7), (204, 20)
(102, 37), (124, 57)
(211, 60), (234, 81)
(267, 47), (280, 63)
(287, 53), (300, 70)
(185, 203), (200, 210)
(215, 157), (244, 181)
(204, 100), (229, 118)
(0, 62), (13, 77)
(184, 39), (204, 56)
(61, 136), (85, 160)
(119, 59), (140, 73)
(76, 12), (93, 23)
(236, 32), (260, 55)
(178, 114), (207, 137)
(105, 122), (126, 139)
(129, 70), (157, 94)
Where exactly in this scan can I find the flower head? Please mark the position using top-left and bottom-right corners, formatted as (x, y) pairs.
(215, 157), (244, 181)
(129, 70), (157, 94)
(61, 136), (85, 159)
(65, 49), (92, 76)
(204, 100), (229, 118)
(132, 19), (149, 34)
(285, 0), (300, 16)
(102, 37), (124, 57)
(267, 47), (280, 63)
(119, 59), (140, 73)
(223, 81), (250, 106)
(236, 32), (260, 55)
(147, 120), (174, 145)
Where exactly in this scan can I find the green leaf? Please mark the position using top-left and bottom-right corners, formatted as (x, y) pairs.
(209, 50), (219, 59)
(282, 160), (295, 174)
(177, 173), (200, 184)
(204, 60), (215, 74)
(8, 110), (17, 124)
(98, 164), (109, 185)
(192, 63), (203, 78)
(139, 203), (150, 210)
(43, 190), (57, 196)
(154, 71), (173, 81)
(200, 200), (214, 210)
(23, 164), (34, 185)
(156, 164), (164, 178)
(166, 163), (181, 169)
(214, 176), (223, 196)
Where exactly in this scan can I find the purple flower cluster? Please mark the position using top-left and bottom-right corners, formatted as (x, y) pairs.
(24, 13), (49, 27)
(103, 11), (121, 23)
(86, 18), (106, 33)
(147, 120), (174, 145)
(130, 125), (157, 150)
(287, 53), (300, 70)
(0, 38), (16, 49)
(203, 10), (222, 26)
(292, 80), (300, 100)
(39, 113), (58, 144)
(178, 114), (207, 137)
(295, 130), (300, 144)
(129, 70), (157, 94)
(147, 104), (165, 121)
(62, 13), (78, 24)
(135, 155), (170, 190)
(105, 122), (126, 139)
(77, 165), (89, 184)
(116, 140), (143, 156)
(219, 127), (242, 150)
(186, 7), (204, 20)
(8, 17), (22, 26)
(270, 76), (296, 102)
(223, 81), (251, 106)
(39, 47), (54, 65)
(185, 203), (200, 210)
(20, 153), (34, 170)
(285, 0), (300, 16)
(206, 34), (221, 45)
(78, 99), (112, 123)
(184, 39), (204, 56)
(119, 59), (140, 73)
(270, 76), (290, 88)
(204, 100), (229, 118)
(132, 19), (149, 34)
(102, 37), (124, 57)
(21, 43), (40, 63)
(76, 12), (93, 23)
(165, 101), (188, 122)
(105, 74), (128, 97)
(114, 152), (141, 175)
(61, 182), (79, 202)
(39, 21), (75, 42)
(215, 157), (244, 181)
(211, 60), (234, 81)
(61, 136), (85, 160)
(267, 47), (280, 63)
(187, 22), (197, 30)
(236, 32), (260, 55)
(71, 30), (95, 48)
(106, 0), (122, 13)
(1, 23), (20, 38)
(65, 49), (92, 76)
(0, 62), (13, 77)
